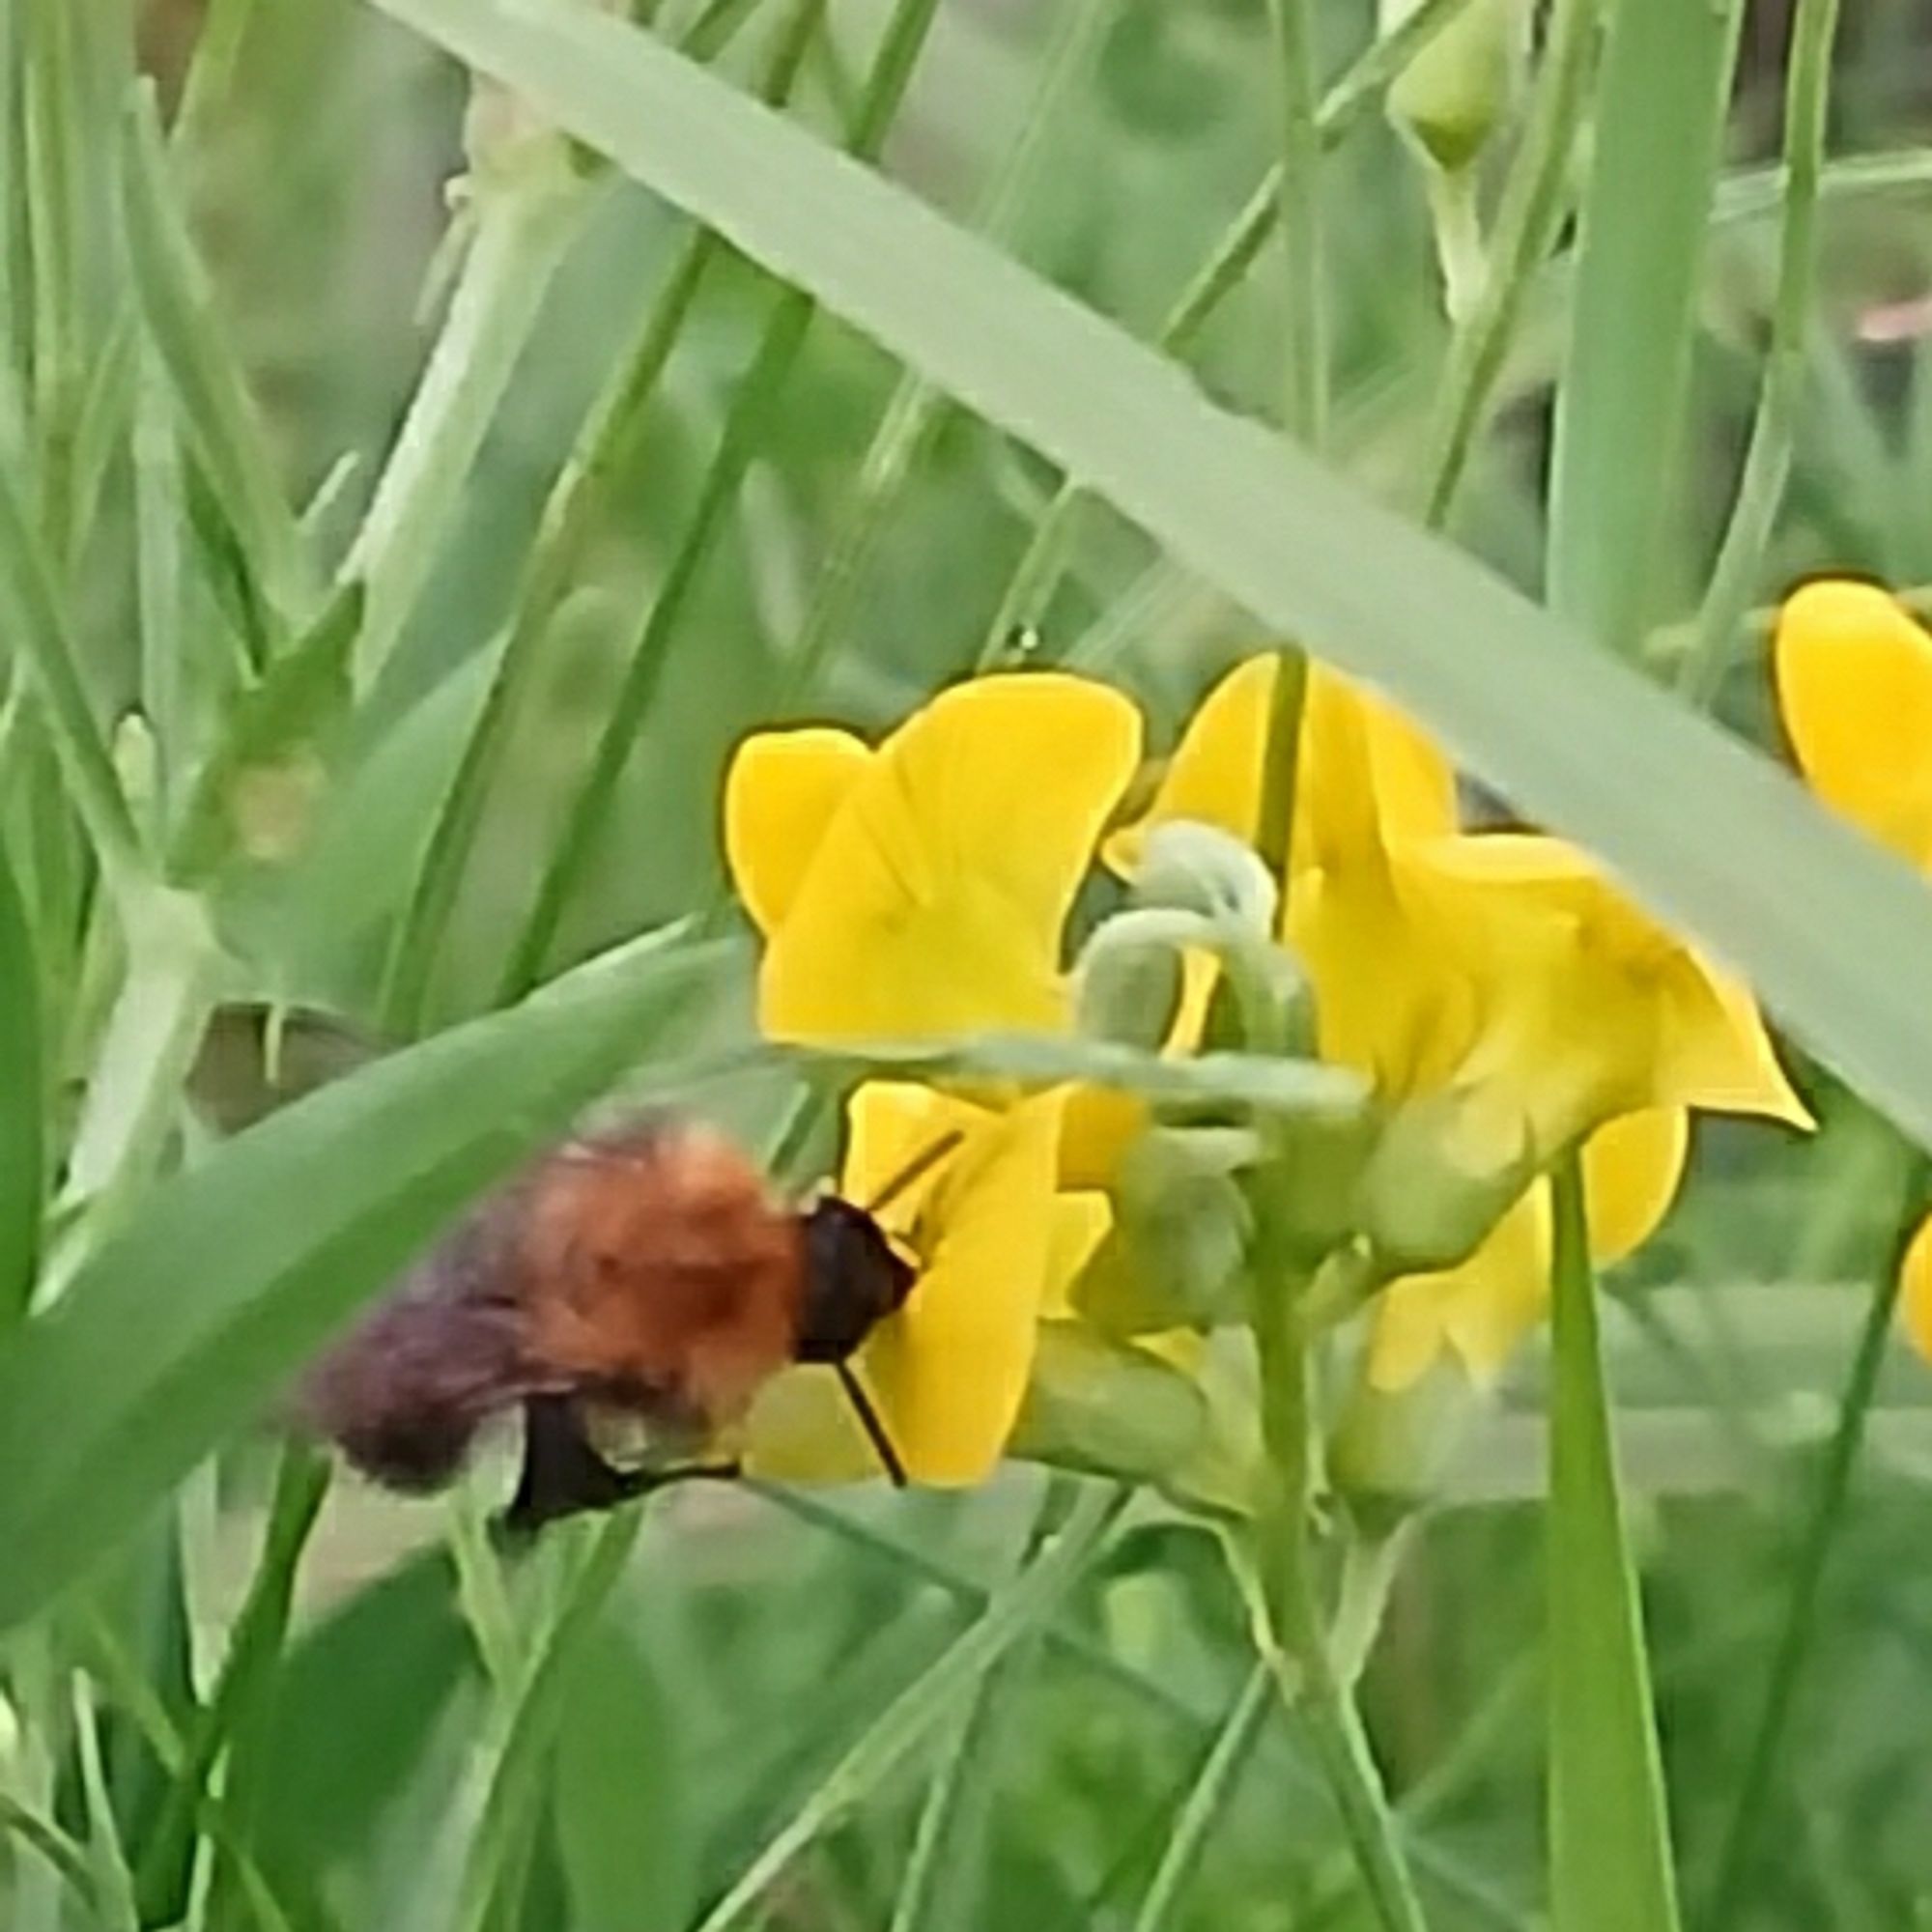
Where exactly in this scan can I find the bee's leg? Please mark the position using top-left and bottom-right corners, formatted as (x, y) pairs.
(498, 1394), (642, 1538)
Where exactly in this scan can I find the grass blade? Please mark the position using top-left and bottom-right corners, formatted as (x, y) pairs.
(364, 0), (1932, 1157)
(0, 923), (721, 1633)
(1547, 0), (1743, 659)
(0, 833), (43, 1327)
(1547, 1153), (1682, 1932)
(693, 1484), (1127, 1932)
(119, 83), (305, 626)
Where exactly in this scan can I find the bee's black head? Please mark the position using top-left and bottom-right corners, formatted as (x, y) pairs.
(794, 1198), (917, 1363)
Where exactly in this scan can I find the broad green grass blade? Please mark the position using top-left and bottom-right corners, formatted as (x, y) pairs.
(366, 0), (1932, 1158)
(554, 1622), (698, 1932)
(245, 1548), (476, 1895)
(119, 84), (305, 624)
(0, 834), (43, 1326)
(1547, 0), (1742, 658)
(1547, 1156), (1682, 1932)
(0, 923), (720, 1634)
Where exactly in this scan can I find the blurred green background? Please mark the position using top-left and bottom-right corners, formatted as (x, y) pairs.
(8, 1), (1932, 1927)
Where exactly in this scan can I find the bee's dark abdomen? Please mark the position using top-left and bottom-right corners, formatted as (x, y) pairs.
(299, 1208), (531, 1493)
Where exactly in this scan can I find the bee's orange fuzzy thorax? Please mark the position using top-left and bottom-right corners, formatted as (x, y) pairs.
(517, 1125), (805, 1428)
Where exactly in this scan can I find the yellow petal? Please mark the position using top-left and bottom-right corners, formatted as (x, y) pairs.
(761, 674), (1142, 1041)
(1900, 1211), (1932, 1365)
(839, 1081), (981, 1231)
(1105, 656), (1456, 880)
(1056, 949), (1219, 1190)
(1775, 579), (1932, 869)
(1368, 1185), (1547, 1391)
(1582, 1107), (1688, 1264)
(1298, 665), (1458, 870)
(1421, 834), (1810, 1134)
(1040, 1191), (1113, 1319)
(858, 1090), (1066, 1485)
(1105, 657), (1275, 874)
(723, 727), (872, 933)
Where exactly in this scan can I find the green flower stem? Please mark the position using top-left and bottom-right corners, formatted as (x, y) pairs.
(1677, 0), (1842, 708)
(497, 0), (945, 1002)
(1420, 0), (1600, 529)
(1256, 647), (1309, 882)
(380, 0), (824, 1034)
(1700, 1148), (1926, 1932)
(1266, 0), (1326, 446)
(1249, 1274), (1431, 1932)
(1129, 1662), (1272, 1932)
(344, 156), (592, 694)
(782, 0), (1120, 699)
(981, 0), (1478, 664)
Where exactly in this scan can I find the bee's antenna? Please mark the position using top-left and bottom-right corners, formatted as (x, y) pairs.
(862, 1129), (964, 1219)
(835, 1361), (908, 1487)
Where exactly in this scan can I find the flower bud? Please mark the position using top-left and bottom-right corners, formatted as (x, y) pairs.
(1133, 820), (1278, 936)
(1009, 1322), (1208, 1485)
(1073, 1126), (1258, 1336)
(1074, 907), (1200, 1050)
(1383, 0), (1530, 175)
(1356, 1087), (1533, 1276)
(1328, 1351), (1481, 1530)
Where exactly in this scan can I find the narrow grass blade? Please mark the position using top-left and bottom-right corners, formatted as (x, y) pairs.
(1678, 0), (1844, 707)
(341, 156), (592, 690)
(0, 923), (721, 1633)
(1700, 1147), (1925, 1931)
(693, 1484), (1127, 1932)
(0, 835), (43, 1327)
(1547, 0), (1743, 658)
(378, 0), (826, 1034)
(1547, 1154), (1682, 1932)
(497, 0), (943, 997)
(0, 447), (147, 891)
(119, 84), (305, 625)
(363, 0), (1932, 1156)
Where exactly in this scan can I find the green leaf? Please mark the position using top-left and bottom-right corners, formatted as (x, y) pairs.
(1547, 0), (1743, 657)
(796, 1034), (1366, 1121)
(0, 836), (43, 1327)
(1547, 1154), (1682, 1932)
(0, 923), (719, 1634)
(361, 0), (1932, 1162)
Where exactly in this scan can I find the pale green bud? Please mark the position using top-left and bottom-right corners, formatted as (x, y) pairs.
(1356, 1087), (1533, 1276)
(1133, 820), (1278, 935)
(1384, 0), (1531, 175)
(1328, 1352), (1482, 1529)
(1074, 907), (1204, 1050)
(1009, 1322), (1208, 1486)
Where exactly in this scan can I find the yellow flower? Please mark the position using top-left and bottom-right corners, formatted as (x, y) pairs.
(1127, 652), (1805, 1387)
(745, 1083), (1108, 1485)
(1773, 576), (1932, 1361)
(1774, 578), (1932, 870)
(724, 674), (1142, 1042)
